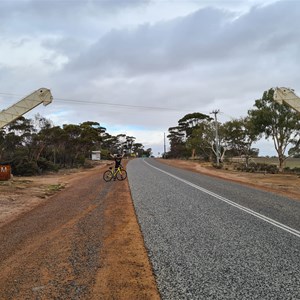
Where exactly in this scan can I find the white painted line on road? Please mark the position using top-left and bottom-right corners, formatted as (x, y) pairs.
(144, 159), (300, 239)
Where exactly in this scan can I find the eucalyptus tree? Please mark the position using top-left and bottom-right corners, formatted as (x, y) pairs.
(101, 133), (116, 153)
(189, 120), (217, 161)
(115, 134), (127, 153)
(7, 116), (36, 148)
(41, 126), (66, 165)
(3, 116), (38, 174)
(248, 88), (300, 172)
(62, 124), (83, 166)
(167, 126), (187, 158)
(132, 143), (144, 157)
(0, 130), (22, 162)
(168, 112), (213, 158)
(180, 112), (233, 162)
(288, 142), (300, 158)
(30, 114), (54, 162)
(126, 136), (136, 156)
(79, 121), (104, 156)
(222, 117), (259, 166)
(32, 113), (53, 131)
(187, 120), (229, 162)
(178, 112), (213, 138)
(144, 148), (152, 157)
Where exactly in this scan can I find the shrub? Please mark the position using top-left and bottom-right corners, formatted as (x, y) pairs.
(234, 162), (278, 174)
(212, 163), (223, 169)
(37, 158), (59, 173)
(13, 161), (39, 176)
(284, 166), (300, 174)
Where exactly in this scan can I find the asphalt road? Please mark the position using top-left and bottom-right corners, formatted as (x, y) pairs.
(127, 158), (300, 300)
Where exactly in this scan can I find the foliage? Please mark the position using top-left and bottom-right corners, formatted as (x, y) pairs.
(284, 166), (300, 174)
(0, 115), (148, 176)
(248, 88), (300, 172)
(235, 162), (278, 174)
(222, 117), (259, 166)
(167, 112), (213, 159)
(166, 87), (300, 172)
(167, 126), (188, 158)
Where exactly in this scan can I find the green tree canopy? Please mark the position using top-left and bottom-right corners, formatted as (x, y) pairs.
(248, 88), (300, 171)
(0, 114), (147, 175)
(222, 117), (259, 163)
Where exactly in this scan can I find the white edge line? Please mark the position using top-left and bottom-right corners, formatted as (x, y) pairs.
(143, 159), (300, 239)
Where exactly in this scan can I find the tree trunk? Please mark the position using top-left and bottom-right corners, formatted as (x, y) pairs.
(278, 154), (284, 173)
(191, 149), (195, 159)
(36, 144), (45, 162)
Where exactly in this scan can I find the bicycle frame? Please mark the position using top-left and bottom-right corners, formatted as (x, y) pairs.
(110, 166), (123, 177)
(103, 165), (127, 182)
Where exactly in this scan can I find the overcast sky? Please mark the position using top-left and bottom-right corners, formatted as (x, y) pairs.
(0, 0), (299, 156)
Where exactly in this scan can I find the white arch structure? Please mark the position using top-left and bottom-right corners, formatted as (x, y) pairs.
(0, 88), (53, 129)
(273, 87), (300, 113)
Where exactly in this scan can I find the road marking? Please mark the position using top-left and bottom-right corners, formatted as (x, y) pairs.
(143, 160), (300, 239)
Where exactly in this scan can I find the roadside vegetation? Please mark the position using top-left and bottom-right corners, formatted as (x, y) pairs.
(0, 115), (152, 176)
(166, 88), (300, 173)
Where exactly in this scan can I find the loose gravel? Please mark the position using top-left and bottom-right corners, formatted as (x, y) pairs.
(128, 158), (300, 300)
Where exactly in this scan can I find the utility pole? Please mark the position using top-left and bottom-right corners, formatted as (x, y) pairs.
(163, 132), (166, 158)
(211, 109), (220, 166)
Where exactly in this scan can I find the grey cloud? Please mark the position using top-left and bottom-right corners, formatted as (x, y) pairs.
(0, 0), (151, 37)
(224, 2), (300, 53)
(41, 36), (89, 59)
(0, 0), (150, 17)
(65, 1), (300, 77)
(66, 7), (231, 75)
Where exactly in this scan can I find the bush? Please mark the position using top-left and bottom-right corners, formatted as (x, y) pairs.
(234, 162), (278, 174)
(13, 161), (39, 176)
(76, 155), (86, 166)
(284, 166), (300, 174)
(212, 163), (223, 169)
(293, 167), (300, 173)
(37, 158), (59, 173)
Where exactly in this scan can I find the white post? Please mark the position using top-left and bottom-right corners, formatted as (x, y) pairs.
(211, 110), (220, 166)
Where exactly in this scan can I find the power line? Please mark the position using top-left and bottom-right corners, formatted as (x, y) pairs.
(219, 111), (236, 120)
(54, 97), (184, 111)
(0, 91), (208, 113)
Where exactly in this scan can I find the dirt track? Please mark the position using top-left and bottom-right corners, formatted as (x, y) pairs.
(0, 163), (159, 299)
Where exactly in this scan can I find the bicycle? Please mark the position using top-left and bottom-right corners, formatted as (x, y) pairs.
(103, 165), (127, 182)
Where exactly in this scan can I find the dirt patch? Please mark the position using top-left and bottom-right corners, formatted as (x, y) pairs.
(0, 159), (160, 299)
(92, 177), (160, 300)
(0, 162), (111, 227)
(158, 159), (300, 201)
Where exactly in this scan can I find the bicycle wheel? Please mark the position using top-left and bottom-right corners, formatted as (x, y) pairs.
(116, 169), (127, 181)
(103, 170), (113, 182)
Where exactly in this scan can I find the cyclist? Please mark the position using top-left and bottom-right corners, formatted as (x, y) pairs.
(109, 152), (125, 179)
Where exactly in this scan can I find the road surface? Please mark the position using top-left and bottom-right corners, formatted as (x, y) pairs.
(127, 158), (300, 300)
